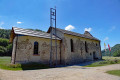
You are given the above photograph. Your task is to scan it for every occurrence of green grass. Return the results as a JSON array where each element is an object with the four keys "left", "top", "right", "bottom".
[
  {"left": 84, "top": 56, "right": 120, "bottom": 67},
  {"left": 106, "top": 70, "right": 120, "bottom": 77},
  {"left": 0, "top": 56, "right": 49, "bottom": 71},
  {"left": 0, "top": 57, "right": 11, "bottom": 64}
]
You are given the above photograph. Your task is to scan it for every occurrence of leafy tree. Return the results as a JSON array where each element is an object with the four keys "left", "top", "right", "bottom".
[
  {"left": 0, "top": 29, "right": 11, "bottom": 39},
  {"left": 6, "top": 44, "right": 13, "bottom": 56},
  {"left": 0, "top": 38, "right": 9, "bottom": 47},
  {"left": 0, "top": 38, "right": 12, "bottom": 56},
  {"left": 113, "top": 50, "right": 120, "bottom": 57},
  {"left": 0, "top": 46, "right": 7, "bottom": 56}
]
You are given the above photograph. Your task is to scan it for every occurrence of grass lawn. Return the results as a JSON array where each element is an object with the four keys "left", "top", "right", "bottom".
[
  {"left": 0, "top": 56, "right": 11, "bottom": 64},
  {"left": 106, "top": 70, "right": 120, "bottom": 77},
  {"left": 84, "top": 56, "right": 120, "bottom": 67},
  {"left": 0, "top": 56, "right": 49, "bottom": 71}
]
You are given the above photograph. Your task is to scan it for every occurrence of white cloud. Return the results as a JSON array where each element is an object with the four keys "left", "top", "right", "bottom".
[
  {"left": 104, "top": 37, "right": 109, "bottom": 41},
  {"left": 17, "top": 21, "right": 22, "bottom": 24},
  {"left": 0, "top": 22, "right": 4, "bottom": 29},
  {"left": 84, "top": 27, "right": 92, "bottom": 32},
  {"left": 65, "top": 25, "right": 75, "bottom": 31},
  {"left": 109, "top": 26, "right": 116, "bottom": 32}
]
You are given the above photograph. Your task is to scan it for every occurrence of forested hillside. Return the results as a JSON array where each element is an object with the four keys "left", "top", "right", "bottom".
[
  {"left": 0, "top": 29, "right": 11, "bottom": 39},
  {"left": 102, "top": 44, "right": 120, "bottom": 57}
]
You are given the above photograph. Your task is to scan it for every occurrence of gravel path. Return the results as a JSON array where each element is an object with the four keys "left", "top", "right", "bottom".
[{"left": 0, "top": 64, "right": 120, "bottom": 80}]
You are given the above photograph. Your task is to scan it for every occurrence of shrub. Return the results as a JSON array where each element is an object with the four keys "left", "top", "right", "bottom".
[
  {"left": 0, "top": 46, "right": 7, "bottom": 56},
  {"left": 109, "top": 61, "right": 116, "bottom": 64},
  {"left": 6, "top": 44, "right": 12, "bottom": 56},
  {"left": 98, "top": 61, "right": 108, "bottom": 64},
  {"left": 0, "top": 38, "right": 9, "bottom": 47}
]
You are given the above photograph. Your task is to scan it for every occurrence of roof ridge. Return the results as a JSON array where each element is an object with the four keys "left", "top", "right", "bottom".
[
  {"left": 52, "top": 27, "right": 83, "bottom": 35},
  {"left": 51, "top": 27, "right": 100, "bottom": 41}
]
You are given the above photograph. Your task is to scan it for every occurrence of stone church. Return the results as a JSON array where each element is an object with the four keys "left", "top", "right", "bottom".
[{"left": 10, "top": 27, "right": 102, "bottom": 65}]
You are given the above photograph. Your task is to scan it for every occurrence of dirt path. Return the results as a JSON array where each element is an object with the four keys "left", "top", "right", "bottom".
[{"left": 0, "top": 64, "right": 120, "bottom": 80}]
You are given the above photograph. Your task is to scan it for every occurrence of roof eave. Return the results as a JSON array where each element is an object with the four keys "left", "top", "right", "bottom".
[{"left": 14, "top": 33, "right": 61, "bottom": 40}]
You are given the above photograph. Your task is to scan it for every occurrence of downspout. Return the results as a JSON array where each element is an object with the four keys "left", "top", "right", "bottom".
[
  {"left": 10, "top": 43, "right": 13, "bottom": 63},
  {"left": 14, "top": 35, "right": 18, "bottom": 64},
  {"left": 99, "top": 41, "right": 102, "bottom": 60}
]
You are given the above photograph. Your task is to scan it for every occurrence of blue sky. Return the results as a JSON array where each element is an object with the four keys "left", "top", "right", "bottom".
[{"left": 0, "top": 0, "right": 120, "bottom": 50}]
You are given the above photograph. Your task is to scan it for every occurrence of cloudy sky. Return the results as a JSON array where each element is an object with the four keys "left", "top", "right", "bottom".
[{"left": 0, "top": 0, "right": 120, "bottom": 50}]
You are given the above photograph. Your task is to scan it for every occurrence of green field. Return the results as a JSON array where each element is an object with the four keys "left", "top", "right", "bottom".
[
  {"left": 106, "top": 70, "right": 120, "bottom": 77},
  {"left": 0, "top": 56, "right": 49, "bottom": 71},
  {"left": 102, "top": 56, "right": 120, "bottom": 60},
  {"left": 85, "top": 56, "right": 120, "bottom": 67}
]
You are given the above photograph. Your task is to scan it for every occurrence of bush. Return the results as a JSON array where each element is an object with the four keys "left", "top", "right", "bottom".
[
  {"left": 6, "top": 44, "right": 12, "bottom": 56},
  {"left": 98, "top": 61, "right": 108, "bottom": 64},
  {"left": 0, "top": 44, "right": 12, "bottom": 56},
  {"left": 0, "top": 38, "right": 9, "bottom": 47},
  {"left": 0, "top": 46, "right": 7, "bottom": 56},
  {"left": 0, "top": 38, "right": 12, "bottom": 56},
  {"left": 109, "top": 61, "right": 116, "bottom": 64}
]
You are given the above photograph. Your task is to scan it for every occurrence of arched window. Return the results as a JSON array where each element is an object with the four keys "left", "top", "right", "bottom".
[
  {"left": 34, "top": 41, "right": 38, "bottom": 55},
  {"left": 70, "top": 39, "right": 74, "bottom": 52},
  {"left": 85, "top": 41, "right": 88, "bottom": 53}
]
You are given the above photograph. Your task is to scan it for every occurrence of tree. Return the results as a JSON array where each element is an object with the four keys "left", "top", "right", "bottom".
[
  {"left": 0, "top": 38, "right": 9, "bottom": 47},
  {"left": 0, "top": 46, "right": 7, "bottom": 56},
  {"left": 113, "top": 50, "right": 120, "bottom": 57},
  {"left": 0, "top": 29, "right": 11, "bottom": 39},
  {"left": 0, "top": 38, "right": 12, "bottom": 56},
  {"left": 6, "top": 44, "right": 13, "bottom": 56}
]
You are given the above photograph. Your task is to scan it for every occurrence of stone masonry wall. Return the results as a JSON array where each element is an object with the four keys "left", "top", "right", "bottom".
[
  {"left": 13, "top": 35, "right": 61, "bottom": 65},
  {"left": 64, "top": 34, "right": 101, "bottom": 65},
  {"left": 51, "top": 28, "right": 101, "bottom": 65}
]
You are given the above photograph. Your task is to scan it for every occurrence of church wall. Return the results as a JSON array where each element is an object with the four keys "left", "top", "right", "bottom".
[
  {"left": 14, "top": 35, "right": 61, "bottom": 65},
  {"left": 52, "top": 29, "right": 66, "bottom": 64},
  {"left": 63, "top": 34, "right": 101, "bottom": 65}
]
